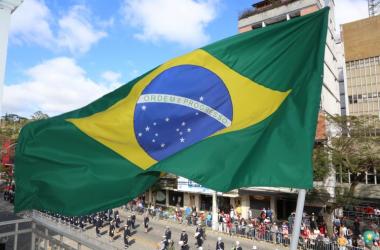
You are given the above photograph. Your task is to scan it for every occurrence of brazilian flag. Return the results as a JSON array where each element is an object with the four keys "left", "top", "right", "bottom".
[{"left": 15, "top": 8, "right": 329, "bottom": 215}]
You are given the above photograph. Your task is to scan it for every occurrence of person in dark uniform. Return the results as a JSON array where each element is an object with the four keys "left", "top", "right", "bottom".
[
  {"left": 131, "top": 212, "right": 136, "bottom": 229},
  {"left": 98, "top": 214, "right": 103, "bottom": 228},
  {"left": 115, "top": 214, "right": 121, "bottom": 231},
  {"left": 127, "top": 215, "right": 133, "bottom": 229},
  {"left": 95, "top": 216, "right": 101, "bottom": 237},
  {"left": 165, "top": 226, "right": 172, "bottom": 240},
  {"left": 109, "top": 220, "right": 115, "bottom": 242},
  {"left": 123, "top": 224, "right": 130, "bottom": 248},
  {"left": 160, "top": 235, "right": 169, "bottom": 250},
  {"left": 107, "top": 209, "right": 113, "bottom": 222},
  {"left": 310, "top": 213, "right": 317, "bottom": 231},
  {"left": 195, "top": 231, "right": 203, "bottom": 248},
  {"left": 195, "top": 224, "right": 204, "bottom": 240},
  {"left": 144, "top": 212, "right": 149, "bottom": 233},
  {"left": 232, "top": 241, "right": 242, "bottom": 250},
  {"left": 179, "top": 229, "right": 189, "bottom": 250},
  {"left": 216, "top": 237, "right": 224, "bottom": 250},
  {"left": 79, "top": 216, "right": 85, "bottom": 231}
]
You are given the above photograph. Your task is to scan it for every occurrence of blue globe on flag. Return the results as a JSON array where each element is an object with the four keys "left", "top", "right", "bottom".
[{"left": 134, "top": 65, "right": 233, "bottom": 161}]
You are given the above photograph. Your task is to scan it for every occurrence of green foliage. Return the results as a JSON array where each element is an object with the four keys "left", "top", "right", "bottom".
[
  {"left": 31, "top": 111, "right": 49, "bottom": 121},
  {"left": 328, "top": 115, "right": 380, "bottom": 178},
  {"left": 313, "top": 144, "right": 330, "bottom": 181},
  {"left": 1, "top": 111, "right": 49, "bottom": 140}
]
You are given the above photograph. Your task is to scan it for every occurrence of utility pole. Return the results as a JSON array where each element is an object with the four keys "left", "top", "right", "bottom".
[
  {"left": 0, "top": 0, "right": 23, "bottom": 115},
  {"left": 368, "top": 0, "right": 380, "bottom": 16}
]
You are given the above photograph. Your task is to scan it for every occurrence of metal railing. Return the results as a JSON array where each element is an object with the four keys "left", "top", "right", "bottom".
[{"left": 0, "top": 218, "right": 33, "bottom": 250}]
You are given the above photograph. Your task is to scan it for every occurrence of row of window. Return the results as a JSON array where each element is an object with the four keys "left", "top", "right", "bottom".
[
  {"left": 348, "top": 92, "right": 380, "bottom": 104},
  {"left": 346, "top": 56, "right": 380, "bottom": 70}
]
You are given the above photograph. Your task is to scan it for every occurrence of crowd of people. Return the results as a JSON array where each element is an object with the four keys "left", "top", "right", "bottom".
[
  {"left": 131, "top": 198, "right": 379, "bottom": 250},
  {"left": 13, "top": 196, "right": 380, "bottom": 249}
]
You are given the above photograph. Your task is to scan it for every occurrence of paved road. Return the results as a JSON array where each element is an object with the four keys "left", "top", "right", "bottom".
[
  {"left": 1, "top": 197, "right": 287, "bottom": 250},
  {"left": 75, "top": 209, "right": 287, "bottom": 250}
]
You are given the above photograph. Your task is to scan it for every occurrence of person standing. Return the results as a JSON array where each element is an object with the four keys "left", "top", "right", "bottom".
[
  {"left": 195, "top": 230, "right": 203, "bottom": 248},
  {"left": 79, "top": 216, "right": 85, "bottom": 231},
  {"left": 95, "top": 216, "right": 101, "bottom": 237},
  {"left": 123, "top": 224, "right": 130, "bottom": 249},
  {"left": 216, "top": 237, "right": 224, "bottom": 250},
  {"left": 165, "top": 226, "right": 172, "bottom": 240},
  {"left": 144, "top": 212, "right": 150, "bottom": 233},
  {"left": 196, "top": 224, "right": 204, "bottom": 240},
  {"left": 131, "top": 212, "right": 136, "bottom": 229},
  {"left": 310, "top": 213, "right": 317, "bottom": 231},
  {"left": 232, "top": 241, "right": 242, "bottom": 250},
  {"left": 109, "top": 220, "right": 115, "bottom": 242},
  {"left": 127, "top": 215, "right": 133, "bottom": 229},
  {"left": 337, "top": 234, "right": 348, "bottom": 250},
  {"left": 160, "top": 235, "right": 169, "bottom": 250},
  {"left": 115, "top": 214, "right": 121, "bottom": 232},
  {"left": 179, "top": 229, "right": 188, "bottom": 249}
]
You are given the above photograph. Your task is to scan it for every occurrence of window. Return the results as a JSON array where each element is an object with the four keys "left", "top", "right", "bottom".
[{"left": 348, "top": 95, "right": 353, "bottom": 104}]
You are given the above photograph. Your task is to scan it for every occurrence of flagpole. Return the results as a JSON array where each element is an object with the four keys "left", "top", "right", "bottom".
[{"left": 289, "top": 189, "right": 306, "bottom": 250}]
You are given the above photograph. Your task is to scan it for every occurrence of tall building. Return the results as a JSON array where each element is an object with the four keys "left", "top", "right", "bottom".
[
  {"left": 236, "top": 0, "right": 342, "bottom": 217},
  {"left": 341, "top": 15, "right": 380, "bottom": 121}
]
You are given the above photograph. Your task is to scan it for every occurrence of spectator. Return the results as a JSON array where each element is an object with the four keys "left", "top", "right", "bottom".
[{"left": 337, "top": 234, "right": 348, "bottom": 250}]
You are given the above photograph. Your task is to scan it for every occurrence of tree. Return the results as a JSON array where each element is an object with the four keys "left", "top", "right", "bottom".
[
  {"left": 31, "top": 111, "right": 49, "bottom": 120},
  {"left": 310, "top": 115, "right": 380, "bottom": 236}
]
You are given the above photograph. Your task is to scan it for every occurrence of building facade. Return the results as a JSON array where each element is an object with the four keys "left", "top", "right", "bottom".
[
  {"left": 237, "top": 0, "right": 342, "bottom": 218},
  {"left": 342, "top": 15, "right": 380, "bottom": 121}
]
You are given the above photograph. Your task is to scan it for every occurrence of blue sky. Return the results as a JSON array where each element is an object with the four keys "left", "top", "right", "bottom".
[{"left": 3, "top": 0, "right": 368, "bottom": 117}]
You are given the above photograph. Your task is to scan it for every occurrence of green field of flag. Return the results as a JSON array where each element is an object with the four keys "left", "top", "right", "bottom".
[{"left": 15, "top": 8, "right": 329, "bottom": 215}]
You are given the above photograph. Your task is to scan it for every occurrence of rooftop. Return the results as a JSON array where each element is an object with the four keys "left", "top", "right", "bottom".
[{"left": 239, "top": 0, "right": 299, "bottom": 20}]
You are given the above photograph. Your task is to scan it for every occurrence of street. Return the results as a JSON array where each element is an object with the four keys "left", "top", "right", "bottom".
[{"left": 71, "top": 208, "right": 287, "bottom": 250}]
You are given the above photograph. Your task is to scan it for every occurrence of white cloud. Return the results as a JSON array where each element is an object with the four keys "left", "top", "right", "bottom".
[
  {"left": 334, "top": 0, "right": 368, "bottom": 30},
  {"left": 101, "top": 70, "right": 122, "bottom": 83},
  {"left": 57, "top": 5, "right": 107, "bottom": 54},
  {"left": 3, "top": 57, "right": 117, "bottom": 117},
  {"left": 10, "top": 1, "right": 108, "bottom": 54},
  {"left": 10, "top": 0, "right": 55, "bottom": 47},
  {"left": 121, "top": 0, "right": 219, "bottom": 47}
]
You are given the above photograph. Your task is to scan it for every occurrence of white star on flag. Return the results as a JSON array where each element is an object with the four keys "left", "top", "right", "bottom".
[
  {"left": 145, "top": 126, "right": 150, "bottom": 131},
  {"left": 199, "top": 96, "right": 204, "bottom": 101},
  {"left": 142, "top": 105, "right": 147, "bottom": 111},
  {"left": 181, "top": 122, "right": 186, "bottom": 126},
  {"left": 165, "top": 117, "right": 170, "bottom": 122},
  {"left": 161, "top": 143, "right": 165, "bottom": 148},
  {"left": 138, "top": 132, "right": 142, "bottom": 137},
  {"left": 187, "top": 128, "right": 191, "bottom": 132},
  {"left": 180, "top": 137, "right": 185, "bottom": 143},
  {"left": 155, "top": 133, "right": 159, "bottom": 137},
  {"left": 152, "top": 139, "right": 156, "bottom": 143}
]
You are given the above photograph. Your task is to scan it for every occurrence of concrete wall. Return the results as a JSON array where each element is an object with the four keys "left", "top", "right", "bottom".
[{"left": 342, "top": 15, "right": 380, "bottom": 61}]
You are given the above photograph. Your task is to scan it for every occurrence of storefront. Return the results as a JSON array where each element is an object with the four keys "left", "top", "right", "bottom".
[{"left": 169, "top": 190, "right": 184, "bottom": 207}]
